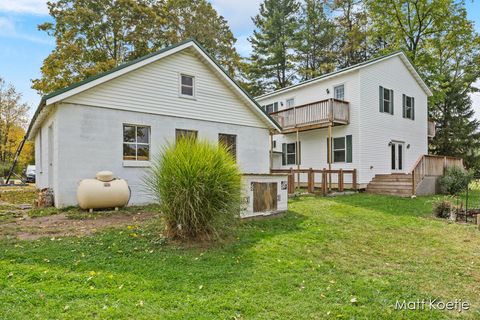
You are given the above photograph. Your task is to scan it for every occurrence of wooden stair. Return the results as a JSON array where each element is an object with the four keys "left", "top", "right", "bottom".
[{"left": 366, "top": 174, "right": 413, "bottom": 197}]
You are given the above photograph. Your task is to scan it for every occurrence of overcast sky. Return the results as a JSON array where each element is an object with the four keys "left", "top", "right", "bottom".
[{"left": 0, "top": 0, "right": 479, "bottom": 119}]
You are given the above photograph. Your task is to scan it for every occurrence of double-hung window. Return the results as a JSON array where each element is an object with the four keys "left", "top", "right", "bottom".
[
  {"left": 403, "top": 94, "right": 415, "bottom": 120},
  {"left": 123, "top": 124, "right": 150, "bottom": 161},
  {"left": 334, "top": 85, "right": 345, "bottom": 100},
  {"left": 219, "top": 133, "right": 237, "bottom": 160},
  {"left": 286, "top": 98, "right": 295, "bottom": 108},
  {"left": 327, "top": 135, "right": 353, "bottom": 163},
  {"left": 282, "top": 142, "right": 300, "bottom": 165},
  {"left": 180, "top": 74, "right": 194, "bottom": 97},
  {"left": 263, "top": 102, "right": 278, "bottom": 114},
  {"left": 379, "top": 86, "right": 394, "bottom": 114}
]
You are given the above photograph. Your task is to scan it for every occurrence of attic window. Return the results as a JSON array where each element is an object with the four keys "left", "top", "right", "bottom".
[{"left": 180, "top": 74, "right": 194, "bottom": 97}]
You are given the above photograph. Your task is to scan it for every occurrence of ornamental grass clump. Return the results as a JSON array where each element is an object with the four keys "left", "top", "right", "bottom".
[{"left": 145, "top": 138, "right": 242, "bottom": 240}]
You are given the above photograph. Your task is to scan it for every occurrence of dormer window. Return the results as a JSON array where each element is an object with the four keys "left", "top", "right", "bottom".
[{"left": 180, "top": 74, "right": 194, "bottom": 97}]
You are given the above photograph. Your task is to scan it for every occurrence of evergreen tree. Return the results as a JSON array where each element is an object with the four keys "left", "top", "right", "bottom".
[
  {"left": 248, "top": 0, "right": 300, "bottom": 91},
  {"left": 332, "top": 0, "right": 369, "bottom": 68},
  {"left": 296, "top": 0, "right": 337, "bottom": 80}
]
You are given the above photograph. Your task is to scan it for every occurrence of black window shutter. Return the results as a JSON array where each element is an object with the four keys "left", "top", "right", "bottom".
[
  {"left": 402, "top": 94, "right": 406, "bottom": 118},
  {"left": 282, "top": 143, "right": 286, "bottom": 166},
  {"left": 390, "top": 89, "right": 394, "bottom": 115},
  {"left": 296, "top": 141, "right": 301, "bottom": 165},
  {"left": 346, "top": 135, "right": 353, "bottom": 163},
  {"left": 379, "top": 86, "right": 384, "bottom": 112},
  {"left": 412, "top": 97, "right": 415, "bottom": 120}
]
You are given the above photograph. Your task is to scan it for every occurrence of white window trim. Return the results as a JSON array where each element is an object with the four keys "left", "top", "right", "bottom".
[
  {"left": 383, "top": 87, "right": 393, "bottom": 114},
  {"left": 123, "top": 124, "right": 151, "bottom": 163},
  {"left": 333, "top": 84, "right": 345, "bottom": 101},
  {"left": 333, "top": 136, "right": 346, "bottom": 163},
  {"left": 286, "top": 142, "right": 296, "bottom": 165},
  {"left": 404, "top": 95, "right": 414, "bottom": 120},
  {"left": 38, "top": 129, "right": 43, "bottom": 174},
  {"left": 179, "top": 73, "right": 196, "bottom": 99}
]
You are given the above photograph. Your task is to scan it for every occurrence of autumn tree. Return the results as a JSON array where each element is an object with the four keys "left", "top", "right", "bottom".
[
  {"left": 248, "top": 0, "right": 300, "bottom": 92},
  {"left": 33, "top": 0, "right": 241, "bottom": 95},
  {"left": 0, "top": 78, "right": 31, "bottom": 174}
]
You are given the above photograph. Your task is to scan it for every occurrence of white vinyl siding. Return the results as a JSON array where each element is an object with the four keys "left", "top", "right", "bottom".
[{"left": 64, "top": 50, "right": 266, "bottom": 129}]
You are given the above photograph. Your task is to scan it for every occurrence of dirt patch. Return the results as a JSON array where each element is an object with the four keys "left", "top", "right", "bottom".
[{"left": 0, "top": 211, "right": 157, "bottom": 240}]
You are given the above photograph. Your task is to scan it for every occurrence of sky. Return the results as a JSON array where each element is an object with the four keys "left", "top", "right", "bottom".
[{"left": 0, "top": 0, "right": 479, "bottom": 118}]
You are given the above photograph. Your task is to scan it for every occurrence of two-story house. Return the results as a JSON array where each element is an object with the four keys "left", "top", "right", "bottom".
[{"left": 256, "top": 51, "right": 439, "bottom": 196}]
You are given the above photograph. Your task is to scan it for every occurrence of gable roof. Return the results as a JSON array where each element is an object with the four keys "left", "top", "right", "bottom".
[
  {"left": 27, "top": 39, "right": 281, "bottom": 139},
  {"left": 256, "top": 51, "right": 433, "bottom": 100}
]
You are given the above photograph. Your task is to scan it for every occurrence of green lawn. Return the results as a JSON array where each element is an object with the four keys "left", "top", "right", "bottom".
[{"left": 1, "top": 194, "right": 480, "bottom": 319}]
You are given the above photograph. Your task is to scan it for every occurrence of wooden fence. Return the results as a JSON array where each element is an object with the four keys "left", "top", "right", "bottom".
[
  {"left": 271, "top": 168, "right": 357, "bottom": 195},
  {"left": 411, "top": 155, "right": 464, "bottom": 194}
]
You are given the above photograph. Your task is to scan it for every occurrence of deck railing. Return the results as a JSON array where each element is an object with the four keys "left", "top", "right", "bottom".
[
  {"left": 271, "top": 168, "right": 357, "bottom": 195},
  {"left": 410, "top": 155, "right": 464, "bottom": 194},
  {"left": 269, "top": 98, "right": 349, "bottom": 130},
  {"left": 428, "top": 120, "right": 436, "bottom": 138}
]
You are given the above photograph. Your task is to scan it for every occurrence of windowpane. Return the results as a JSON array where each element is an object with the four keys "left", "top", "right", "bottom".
[
  {"left": 181, "top": 86, "right": 193, "bottom": 96},
  {"left": 334, "top": 150, "right": 345, "bottom": 162},
  {"left": 137, "top": 126, "right": 149, "bottom": 143},
  {"left": 123, "top": 125, "right": 135, "bottom": 142},
  {"left": 383, "top": 88, "right": 390, "bottom": 100},
  {"left": 137, "top": 145, "right": 150, "bottom": 161},
  {"left": 383, "top": 100, "right": 390, "bottom": 113},
  {"left": 333, "top": 137, "right": 345, "bottom": 150},
  {"left": 181, "top": 75, "right": 193, "bottom": 86},
  {"left": 123, "top": 124, "right": 150, "bottom": 161},
  {"left": 123, "top": 144, "right": 136, "bottom": 160},
  {"left": 176, "top": 129, "right": 198, "bottom": 142},
  {"left": 286, "top": 98, "right": 295, "bottom": 107},
  {"left": 219, "top": 134, "right": 237, "bottom": 160},
  {"left": 287, "top": 154, "right": 296, "bottom": 165},
  {"left": 334, "top": 85, "right": 345, "bottom": 100},
  {"left": 286, "top": 143, "right": 296, "bottom": 153}
]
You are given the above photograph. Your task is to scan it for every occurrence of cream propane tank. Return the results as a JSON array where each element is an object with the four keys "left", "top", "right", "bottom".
[{"left": 77, "top": 171, "right": 130, "bottom": 210}]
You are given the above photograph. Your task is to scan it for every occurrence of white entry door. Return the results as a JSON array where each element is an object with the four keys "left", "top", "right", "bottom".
[{"left": 390, "top": 141, "right": 404, "bottom": 172}]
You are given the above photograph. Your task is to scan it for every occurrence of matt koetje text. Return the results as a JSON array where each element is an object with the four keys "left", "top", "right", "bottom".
[{"left": 395, "top": 299, "right": 469, "bottom": 312}]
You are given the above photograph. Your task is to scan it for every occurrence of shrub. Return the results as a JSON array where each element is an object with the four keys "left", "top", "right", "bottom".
[
  {"left": 431, "top": 196, "right": 455, "bottom": 219},
  {"left": 145, "top": 138, "right": 242, "bottom": 240},
  {"left": 439, "top": 166, "right": 472, "bottom": 195}
]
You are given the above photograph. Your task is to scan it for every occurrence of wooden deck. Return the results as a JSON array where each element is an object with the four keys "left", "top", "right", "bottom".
[{"left": 269, "top": 98, "right": 349, "bottom": 134}]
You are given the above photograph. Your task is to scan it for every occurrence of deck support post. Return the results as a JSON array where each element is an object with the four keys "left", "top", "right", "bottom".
[
  {"left": 328, "top": 123, "right": 332, "bottom": 192},
  {"left": 296, "top": 129, "right": 300, "bottom": 191},
  {"left": 269, "top": 131, "right": 273, "bottom": 172}
]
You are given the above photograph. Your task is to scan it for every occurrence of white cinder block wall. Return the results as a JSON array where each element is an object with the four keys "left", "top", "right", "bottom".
[{"left": 52, "top": 104, "right": 270, "bottom": 207}]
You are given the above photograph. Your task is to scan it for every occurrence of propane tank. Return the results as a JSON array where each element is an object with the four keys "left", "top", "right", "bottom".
[{"left": 77, "top": 171, "right": 130, "bottom": 210}]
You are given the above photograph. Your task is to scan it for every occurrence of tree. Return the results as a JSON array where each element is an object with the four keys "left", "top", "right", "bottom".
[
  {"left": 33, "top": 0, "right": 241, "bottom": 95},
  {"left": 296, "top": 0, "right": 337, "bottom": 80},
  {"left": 0, "top": 78, "right": 30, "bottom": 169},
  {"left": 368, "top": 0, "right": 480, "bottom": 171},
  {"left": 332, "top": 0, "right": 369, "bottom": 68},
  {"left": 248, "top": 0, "right": 300, "bottom": 91}
]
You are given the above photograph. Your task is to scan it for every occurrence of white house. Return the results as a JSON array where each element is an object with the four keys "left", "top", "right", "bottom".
[
  {"left": 26, "top": 39, "right": 288, "bottom": 214},
  {"left": 256, "top": 51, "right": 437, "bottom": 195}
]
